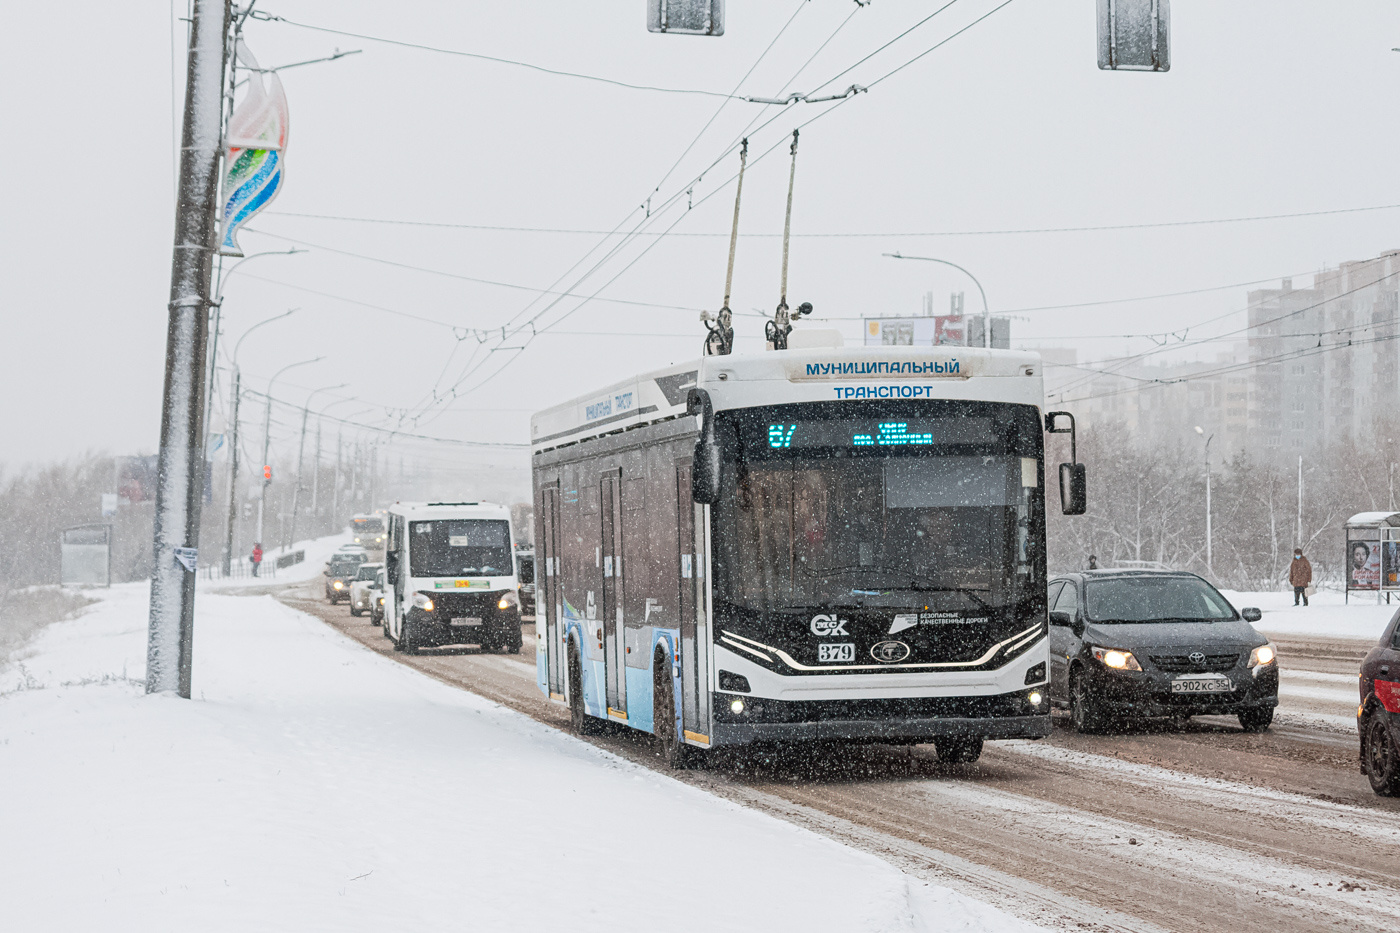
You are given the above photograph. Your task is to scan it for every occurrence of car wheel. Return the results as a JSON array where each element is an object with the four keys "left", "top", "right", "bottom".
[
  {"left": 350, "top": 604, "right": 362, "bottom": 617},
  {"left": 1365, "top": 715, "right": 1400, "bottom": 796},
  {"left": 1238, "top": 707, "right": 1274, "bottom": 733},
  {"left": 568, "top": 639, "right": 603, "bottom": 736},
  {"left": 1070, "top": 669, "right": 1108, "bottom": 734},
  {"left": 935, "top": 736, "right": 984, "bottom": 764},
  {"left": 652, "top": 648, "right": 689, "bottom": 769}
]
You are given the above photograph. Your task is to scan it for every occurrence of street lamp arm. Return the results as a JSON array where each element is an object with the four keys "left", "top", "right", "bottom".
[
  {"left": 214, "top": 248, "right": 305, "bottom": 303},
  {"left": 232, "top": 308, "right": 298, "bottom": 369},
  {"left": 882, "top": 252, "right": 989, "bottom": 316}
]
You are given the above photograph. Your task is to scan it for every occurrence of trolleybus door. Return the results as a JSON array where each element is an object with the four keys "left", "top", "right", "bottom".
[
  {"left": 540, "top": 486, "right": 565, "bottom": 697},
  {"left": 600, "top": 472, "right": 625, "bottom": 714},
  {"left": 676, "top": 461, "right": 710, "bottom": 739}
]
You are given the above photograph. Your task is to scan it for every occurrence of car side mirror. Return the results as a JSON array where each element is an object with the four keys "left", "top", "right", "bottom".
[
  {"left": 1049, "top": 610, "right": 1073, "bottom": 627},
  {"left": 688, "top": 388, "right": 720, "bottom": 505},
  {"left": 1241, "top": 607, "right": 1262, "bottom": 623}
]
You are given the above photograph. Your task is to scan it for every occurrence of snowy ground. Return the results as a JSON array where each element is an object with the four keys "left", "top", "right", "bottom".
[
  {"left": 0, "top": 585, "right": 1039, "bottom": 933},
  {"left": 1221, "top": 588, "right": 1395, "bottom": 642}
]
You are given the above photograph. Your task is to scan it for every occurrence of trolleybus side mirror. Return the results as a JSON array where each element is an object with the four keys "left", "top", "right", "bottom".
[
  {"left": 1045, "top": 411, "right": 1088, "bottom": 516},
  {"left": 1059, "top": 463, "right": 1087, "bottom": 516},
  {"left": 687, "top": 388, "right": 721, "bottom": 505}
]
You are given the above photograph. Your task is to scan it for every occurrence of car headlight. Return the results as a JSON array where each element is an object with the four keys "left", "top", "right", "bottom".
[
  {"left": 412, "top": 592, "right": 434, "bottom": 612},
  {"left": 1092, "top": 646, "right": 1142, "bottom": 671},
  {"left": 333, "top": 581, "right": 343, "bottom": 590},
  {"left": 1249, "top": 643, "right": 1276, "bottom": 668},
  {"left": 377, "top": 596, "right": 384, "bottom": 606}
]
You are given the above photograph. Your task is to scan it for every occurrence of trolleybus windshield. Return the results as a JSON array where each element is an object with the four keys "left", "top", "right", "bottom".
[
  {"left": 409, "top": 520, "right": 513, "bottom": 577},
  {"left": 713, "top": 401, "right": 1043, "bottom": 613}
]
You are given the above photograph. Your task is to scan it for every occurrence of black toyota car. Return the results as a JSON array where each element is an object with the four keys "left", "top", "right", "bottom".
[{"left": 1046, "top": 570, "right": 1278, "bottom": 733}]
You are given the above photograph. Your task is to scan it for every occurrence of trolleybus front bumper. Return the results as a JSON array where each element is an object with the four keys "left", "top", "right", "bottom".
[{"left": 709, "top": 690, "right": 1050, "bottom": 746}]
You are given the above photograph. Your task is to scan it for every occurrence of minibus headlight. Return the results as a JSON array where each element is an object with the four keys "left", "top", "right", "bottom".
[
  {"left": 498, "top": 592, "right": 518, "bottom": 611},
  {"left": 412, "top": 592, "right": 434, "bottom": 612}
]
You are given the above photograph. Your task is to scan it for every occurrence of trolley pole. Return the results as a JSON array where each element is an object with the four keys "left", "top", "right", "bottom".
[{"left": 146, "top": 0, "right": 232, "bottom": 697}]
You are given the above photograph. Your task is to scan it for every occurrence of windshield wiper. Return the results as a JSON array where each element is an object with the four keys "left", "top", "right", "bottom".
[{"left": 882, "top": 583, "right": 995, "bottom": 613}]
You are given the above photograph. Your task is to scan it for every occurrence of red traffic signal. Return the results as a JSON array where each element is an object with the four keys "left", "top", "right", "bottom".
[{"left": 262, "top": 465, "right": 272, "bottom": 481}]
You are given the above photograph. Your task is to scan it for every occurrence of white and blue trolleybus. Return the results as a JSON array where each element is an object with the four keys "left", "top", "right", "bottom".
[{"left": 530, "top": 343, "right": 1085, "bottom": 766}]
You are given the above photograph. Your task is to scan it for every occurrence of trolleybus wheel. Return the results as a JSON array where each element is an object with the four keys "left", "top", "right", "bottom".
[
  {"left": 652, "top": 648, "right": 688, "bottom": 769},
  {"left": 568, "top": 639, "right": 603, "bottom": 736},
  {"left": 1070, "top": 669, "right": 1108, "bottom": 734}
]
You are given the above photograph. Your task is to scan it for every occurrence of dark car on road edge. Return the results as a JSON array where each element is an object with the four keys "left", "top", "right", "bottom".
[
  {"left": 1047, "top": 570, "right": 1278, "bottom": 733},
  {"left": 1359, "top": 608, "right": 1400, "bottom": 795}
]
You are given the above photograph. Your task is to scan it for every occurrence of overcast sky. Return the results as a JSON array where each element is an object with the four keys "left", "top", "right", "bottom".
[{"left": 4, "top": 1, "right": 1400, "bottom": 473}]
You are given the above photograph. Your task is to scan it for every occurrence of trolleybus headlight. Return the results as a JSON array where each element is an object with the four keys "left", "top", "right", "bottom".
[
  {"left": 412, "top": 592, "right": 434, "bottom": 612},
  {"left": 730, "top": 698, "right": 746, "bottom": 715},
  {"left": 1248, "top": 643, "right": 1276, "bottom": 668},
  {"left": 1091, "top": 646, "right": 1142, "bottom": 671}
]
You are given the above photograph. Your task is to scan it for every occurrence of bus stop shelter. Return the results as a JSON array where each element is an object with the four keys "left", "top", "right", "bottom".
[
  {"left": 60, "top": 523, "right": 112, "bottom": 587},
  {"left": 1344, "top": 511, "right": 1400, "bottom": 603}
]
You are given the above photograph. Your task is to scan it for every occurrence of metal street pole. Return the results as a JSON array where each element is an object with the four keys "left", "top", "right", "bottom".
[
  {"left": 203, "top": 249, "right": 303, "bottom": 457},
  {"left": 221, "top": 368, "right": 241, "bottom": 575},
  {"left": 255, "top": 357, "right": 323, "bottom": 548},
  {"left": 332, "top": 428, "right": 343, "bottom": 528},
  {"left": 1194, "top": 426, "right": 1213, "bottom": 576},
  {"left": 286, "top": 384, "right": 346, "bottom": 550},
  {"left": 310, "top": 420, "right": 321, "bottom": 532},
  {"left": 146, "top": 0, "right": 231, "bottom": 698},
  {"left": 883, "top": 253, "right": 991, "bottom": 347},
  {"left": 220, "top": 308, "right": 297, "bottom": 574}
]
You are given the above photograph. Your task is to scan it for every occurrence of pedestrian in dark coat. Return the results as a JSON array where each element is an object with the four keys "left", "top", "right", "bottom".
[{"left": 1289, "top": 548, "right": 1312, "bottom": 606}]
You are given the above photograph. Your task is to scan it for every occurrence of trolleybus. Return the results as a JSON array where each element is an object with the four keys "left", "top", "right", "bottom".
[{"left": 530, "top": 343, "right": 1085, "bottom": 766}]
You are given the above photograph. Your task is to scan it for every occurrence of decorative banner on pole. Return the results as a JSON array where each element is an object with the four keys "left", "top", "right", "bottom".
[{"left": 219, "top": 41, "right": 289, "bottom": 257}]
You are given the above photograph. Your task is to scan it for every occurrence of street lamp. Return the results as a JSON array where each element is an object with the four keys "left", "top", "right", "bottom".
[
  {"left": 311, "top": 396, "right": 360, "bottom": 531},
  {"left": 221, "top": 308, "right": 299, "bottom": 575},
  {"left": 1194, "top": 426, "right": 1213, "bottom": 576},
  {"left": 256, "top": 357, "right": 325, "bottom": 548},
  {"left": 883, "top": 253, "right": 991, "bottom": 348},
  {"left": 204, "top": 249, "right": 304, "bottom": 454},
  {"left": 286, "top": 384, "right": 348, "bottom": 551}
]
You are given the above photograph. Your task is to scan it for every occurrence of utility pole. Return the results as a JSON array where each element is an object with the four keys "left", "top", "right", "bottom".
[
  {"left": 1297, "top": 455, "right": 1304, "bottom": 547},
  {"left": 310, "top": 419, "right": 321, "bottom": 532},
  {"left": 287, "top": 404, "right": 310, "bottom": 551},
  {"left": 332, "top": 429, "right": 343, "bottom": 528},
  {"left": 221, "top": 368, "right": 241, "bottom": 575},
  {"left": 146, "top": 0, "right": 231, "bottom": 698},
  {"left": 257, "top": 390, "right": 273, "bottom": 547}
]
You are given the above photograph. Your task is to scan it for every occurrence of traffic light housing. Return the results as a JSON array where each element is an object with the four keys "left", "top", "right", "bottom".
[{"left": 263, "top": 465, "right": 272, "bottom": 482}]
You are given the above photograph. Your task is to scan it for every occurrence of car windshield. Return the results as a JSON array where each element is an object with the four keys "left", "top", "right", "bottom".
[
  {"left": 409, "top": 519, "right": 513, "bottom": 577},
  {"left": 328, "top": 559, "right": 361, "bottom": 576},
  {"left": 712, "top": 401, "right": 1044, "bottom": 612},
  {"left": 1083, "top": 576, "right": 1237, "bottom": 623},
  {"left": 355, "top": 565, "right": 380, "bottom": 581}
]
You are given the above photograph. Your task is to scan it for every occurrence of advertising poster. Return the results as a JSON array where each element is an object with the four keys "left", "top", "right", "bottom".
[
  {"left": 1348, "top": 538, "right": 1381, "bottom": 590},
  {"left": 1385, "top": 540, "right": 1400, "bottom": 589}
]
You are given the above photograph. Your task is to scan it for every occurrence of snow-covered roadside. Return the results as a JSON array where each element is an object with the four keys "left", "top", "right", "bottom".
[
  {"left": 0, "top": 586, "right": 1040, "bottom": 933},
  {"left": 201, "top": 532, "right": 352, "bottom": 591},
  {"left": 1220, "top": 589, "right": 1394, "bottom": 642}
]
